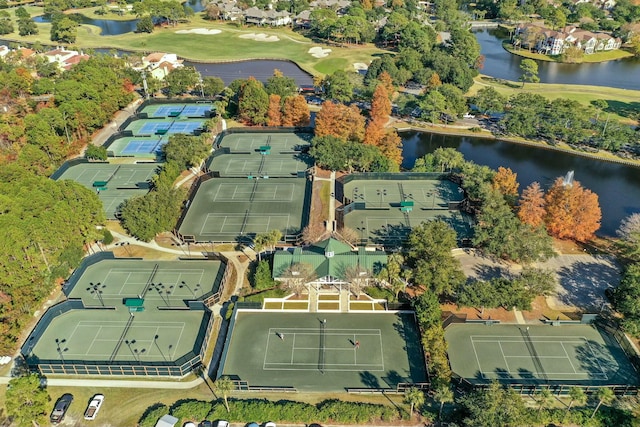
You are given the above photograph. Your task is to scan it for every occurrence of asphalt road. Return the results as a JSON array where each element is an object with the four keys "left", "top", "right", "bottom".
[{"left": 454, "top": 249, "right": 620, "bottom": 311}]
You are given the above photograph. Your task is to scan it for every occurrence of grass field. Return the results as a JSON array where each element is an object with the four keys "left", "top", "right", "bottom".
[
  {"left": 469, "top": 75, "right": 640, "bottom": 124},
  {"left": 503, "top": 42, "right": 634, "bottom": 63},
  {"left": 8, "top": 10, "right": 383, "bottom": 76}
]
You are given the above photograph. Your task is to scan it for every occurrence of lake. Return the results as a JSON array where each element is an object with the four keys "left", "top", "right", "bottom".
[
  {"left": 401, "top": 130, "right": 640, "bottom": 236},
  {"left": 475, "top": 28, "right": 640, "bottom": 91}
]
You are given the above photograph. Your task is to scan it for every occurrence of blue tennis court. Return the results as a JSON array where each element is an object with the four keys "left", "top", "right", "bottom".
[
  {"left": 153, "top": 106, "right": 183, "bottom": 118},
  {"left": 169, "top": 122, "right": 202, "bottom": 134},
  {"left": 139, "top": 121, "right": 172, "bottom": 135},
  {"left": 121, "top": 139, "right": 163, "bottom": 155},
  {"left": 182, "top": 105, "right": 212, "bottom": 117}
]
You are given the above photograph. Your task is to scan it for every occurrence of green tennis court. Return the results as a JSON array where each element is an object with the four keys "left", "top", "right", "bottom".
[
  {"left": 178, "top": 178, "right": 309, "bottom": 242},
  {"left": 65, "top": 258, "right": 225, "bottom": 306},
  {"left": 220, "top": 311, "right": 427, "bottom": 392},
  {"left": 207, "top": 153, "right": 312, "bottom": 177},
  {"left": 445, "top": 324, "right": 640, "bottom": 387},
  {"left": 219, "top": 132, "right": 312, "bottom": 153},
  {"left": 26, "top": 306, "right": 208, "bottom": 364},
  {"left": 341, "top": 178, "right": 471, "bottom": 245},
  {"left": 54, "top": 163, "right": 159, "bottom": 218}
]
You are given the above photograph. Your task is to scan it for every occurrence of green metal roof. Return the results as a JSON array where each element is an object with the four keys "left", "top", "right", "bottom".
[{"left": 272, "top": 238, "right": 388, "bottom": 280}]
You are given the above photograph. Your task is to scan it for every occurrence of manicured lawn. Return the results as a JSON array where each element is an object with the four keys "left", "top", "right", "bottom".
[
  {"left": 469, "top": 75, "right": 640, "bottom": 124},
  {"left": 7, "top": 9, "right": 383, "bottom": 76},
  {"left": 503, "top": 41, "right": 633, "bottom": 63}
]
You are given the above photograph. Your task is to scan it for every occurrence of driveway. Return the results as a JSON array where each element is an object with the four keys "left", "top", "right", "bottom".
[{"left": 454, "top": 250, "right": 621, "bottom": 311}]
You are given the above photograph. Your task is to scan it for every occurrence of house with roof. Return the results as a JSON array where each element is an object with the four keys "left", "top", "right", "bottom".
[
  {"left": 515, "top": 23, "right": 621, "bottom": 55},
  {"left": 272, "top": 238, "right": 387, "bottom": 292},
  {"left": 244, "top": 7, "right": 291, "bottom": 26},
  {"left": 137, "top": 52, "right": 184, "bottom": 80},
  {"left": 43, "top": 47, "right": 90, "bottom": 71}
]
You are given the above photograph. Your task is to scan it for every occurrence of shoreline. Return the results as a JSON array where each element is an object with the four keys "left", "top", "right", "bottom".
[
  {"left": 501, "top": 39, "right": 634, "bottom": 64},
  {"left": 393, "top": 122, "right": 640, "bottom": 169}
]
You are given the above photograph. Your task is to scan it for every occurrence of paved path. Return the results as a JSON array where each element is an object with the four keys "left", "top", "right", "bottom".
[
  {"left": 91, "top": 97, "right": 143, "bottom": 147},
  {"left": 453, "top": 249, "right": 620, "bottom": 312}
]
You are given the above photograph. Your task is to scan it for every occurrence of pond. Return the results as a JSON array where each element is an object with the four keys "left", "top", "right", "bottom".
[
  {"left": 401, "top": 130, "right": 640, "bottom": 236},
  {"left": 184, "top": 59, "right": 314, "bottom": 86},
  {"left": 33, "top": 14, "right": 139, "bottom": 35},
  {"left": 475, "top": 28, "right": 640, "bottom": 91}
]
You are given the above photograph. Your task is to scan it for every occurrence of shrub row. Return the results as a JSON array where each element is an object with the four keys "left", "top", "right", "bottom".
[{"left": 140, "top": 398, "right": 408, "bottom": 426}]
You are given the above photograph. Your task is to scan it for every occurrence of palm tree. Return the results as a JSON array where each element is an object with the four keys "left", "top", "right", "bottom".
[
  {"left": 432, "top": 385, "right": 454, "bottom": 420},
  {"left": 567, "top": 387, "right": 586, "bottom": 411},
  {"left": 591, "top": 387, "right": 615, "bottom": 418},
  {"left": 535, "top": 388, "right": 554, "bottom": 413},
  {"left": 213, "top": 377, "right": 234, "bottom": 413},
  {"left": 404, "top": 387, "right": 425, "bottom": 416}
]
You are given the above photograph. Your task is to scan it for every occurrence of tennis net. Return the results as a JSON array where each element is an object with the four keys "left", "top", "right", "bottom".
[
  {"left": 522, "top": 328, "right": 548, "bottom": 381},
  {"left": 319, "top": 320, "right": 326, "bottom": 373}
]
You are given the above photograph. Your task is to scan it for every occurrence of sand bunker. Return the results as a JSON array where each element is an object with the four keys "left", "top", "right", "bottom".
[
  {"left": 239, "top": 33, "right": 280, "bottom": 42},
  {"left": 353, "top": 62, "right": 368, "bottom": 71},
  {"left": 308, "top": 46, "right": 331, "bottom": 58},
  {"left": 175, "top": 28, "right": 222, "bottom": 35}
]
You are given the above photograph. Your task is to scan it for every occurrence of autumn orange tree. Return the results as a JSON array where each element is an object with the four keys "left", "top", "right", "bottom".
[
  {"left": 377, "top": 71, "right": 394, "bottom": 98},
  {"left": 518, "top": 182, "right": 546, "bottom": 227},
  {"left": 267, "top": 94, "right": 282, "bottom": 126},
  {"left": 282, "top": 95, "right": 310, "bottom": 127},
  {"left": 492, "top": 166, "right": 519, "bottom": 205},
  {"left": 369, "top": 84, "right": 391, "bottom": 123},
  {"left": 378, "top": 130, "right": 403, "bottom": 170},
  {"left": 315, "top": 101, "right": 365, "bottom": 142},
  {"left": 544, "top": 177, "right": 601, "bottom": 242}
]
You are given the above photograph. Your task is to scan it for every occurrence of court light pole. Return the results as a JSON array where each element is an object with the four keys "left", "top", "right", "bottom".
[
  {"left": 86, "top": 282, "right": 106, "bottom": 307},
  {"left": 153, "top": 335, "right": 167, "bottom": 362},
  {"left": 376, "top": 189, "right": 387, "bottom": 208},
  {"left": 55, "top": 338, "right": 68, "bottom": 363}
]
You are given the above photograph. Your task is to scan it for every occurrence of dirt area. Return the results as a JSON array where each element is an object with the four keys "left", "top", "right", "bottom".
[{"left": 310, "top": 179, "right": 328, "bottom": 226}]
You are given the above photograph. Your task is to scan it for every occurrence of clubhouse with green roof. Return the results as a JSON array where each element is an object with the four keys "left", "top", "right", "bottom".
[{"left": 271, "top": 238, "right": 389, "bottom": 311}]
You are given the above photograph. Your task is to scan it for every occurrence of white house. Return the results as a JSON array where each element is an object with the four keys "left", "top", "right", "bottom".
[
  {"left": 137, "top": 52, "right": 184, "bottom": 80},
  {"left": 43, "top": 47, "right": 90, "bottom": 71}
]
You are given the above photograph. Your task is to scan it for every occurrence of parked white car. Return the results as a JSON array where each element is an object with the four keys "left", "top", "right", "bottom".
[
  {"left": 84, "top": 394, "right": 104, "bottom": 420},
  {"left": 463, "top": 113, "right": 476, "bottom": 119}
]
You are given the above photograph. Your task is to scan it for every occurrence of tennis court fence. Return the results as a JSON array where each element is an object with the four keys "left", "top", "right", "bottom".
[
  {"left": 212, "top": 126, "right": 313, "bottom": 150},
  {"left": 597, "top": 319, "right": 640, "bottom": 374},
  {"left": 335, "top": 172, "right": 451, "bottom": 205}
]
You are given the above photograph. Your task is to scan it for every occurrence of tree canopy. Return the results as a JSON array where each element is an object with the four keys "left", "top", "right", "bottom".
[{"left": 5, "top": 374, "right": 50, "bottom": 427}]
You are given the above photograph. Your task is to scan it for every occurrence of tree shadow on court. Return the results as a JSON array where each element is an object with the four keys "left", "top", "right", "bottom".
[
  {"left": 360, "top": 371, "right": 380, "bottom": 389},
  {"left": 370, "top": 224, "right": 410, "bottom": 247},
  {"left": 516, "top": 368, "right": 535, "bottom": 381},
  {"left": 574, "top": 339, "right": 618, "bottom": 381},
  {"left": 392, "top": 316, "right": 428, "bottom": 383},
  {"left": 555, "top": 260, "right": 620, "bottom": 309}
]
